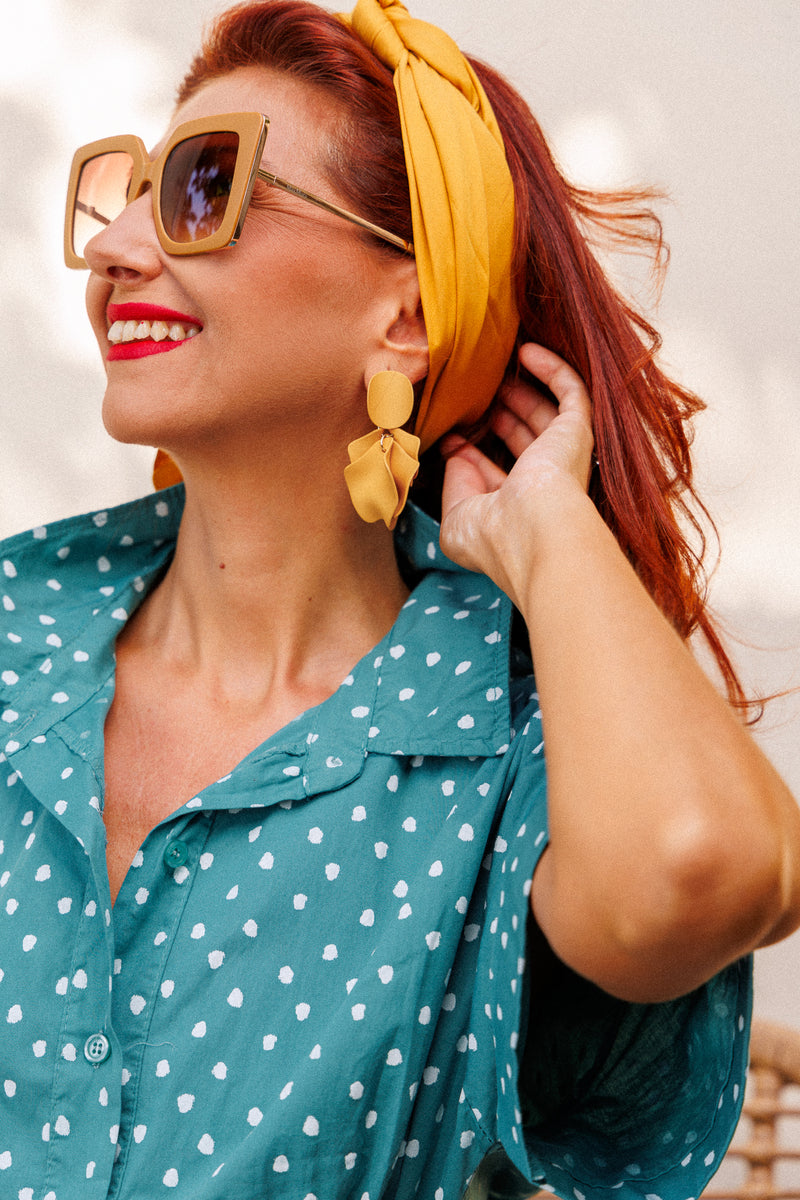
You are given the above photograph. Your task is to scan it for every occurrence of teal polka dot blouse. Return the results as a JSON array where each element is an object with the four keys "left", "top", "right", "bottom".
[{"left": 0, "top": 488, "right": 750, "bottom": 1199}]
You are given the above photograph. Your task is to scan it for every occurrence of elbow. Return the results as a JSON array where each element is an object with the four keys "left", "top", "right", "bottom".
[
  {"left": 657, "top": 785, "right": 800, "bottom": 948},
  {"left": 605, "top": 806, "right": 798, "bottom": 1001},
  {"left": 535, "top": 773, "right": 800, "bottom": 1005}
]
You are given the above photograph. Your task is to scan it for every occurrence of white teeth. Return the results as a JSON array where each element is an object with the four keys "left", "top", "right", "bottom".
[{"left": 107, "top": 319, "right": 200, "bottom": 344}]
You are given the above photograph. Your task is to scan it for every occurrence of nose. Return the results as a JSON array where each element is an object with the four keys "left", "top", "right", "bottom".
[{"left": 82, "top": 185, "right": 163, "bottom": 285}]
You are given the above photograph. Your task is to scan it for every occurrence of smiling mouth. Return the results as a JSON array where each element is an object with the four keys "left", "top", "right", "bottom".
[
  {"left": 107, "top": 318, "right": 201, "bottom": 345},
  {"left": 105, "top": 319, "right": 201, "bottom": 360},
  {"left": 104, "top": 302, "right": 203, "bottom": 357}
]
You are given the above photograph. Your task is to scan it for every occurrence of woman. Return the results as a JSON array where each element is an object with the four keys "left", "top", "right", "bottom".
[{"left": 1, "top": 1, "right": 798, "bottom": 1197}]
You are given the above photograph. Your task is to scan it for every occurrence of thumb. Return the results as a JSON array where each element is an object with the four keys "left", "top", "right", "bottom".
[
  {"left": 440, "top": 442, "right": 507, "bottom": 518},
  {"left": 439, "top": 450, "right": 507, "bottom": 576}
]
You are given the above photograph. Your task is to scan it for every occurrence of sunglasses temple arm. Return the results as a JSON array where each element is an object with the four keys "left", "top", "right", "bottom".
[
  {"left": 75, "top": 199, "right": 112, "bottom": 227},
  {"left": 257, "top": 169, "right": 413, "bottom": 255}
]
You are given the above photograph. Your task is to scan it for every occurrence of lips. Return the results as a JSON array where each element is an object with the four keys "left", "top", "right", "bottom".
[
  {"left": 105, "top": 303, "right": 203, "bottom": 361},
  {"left": 107, "top": 303, "right": 202, "bottom": 326}
]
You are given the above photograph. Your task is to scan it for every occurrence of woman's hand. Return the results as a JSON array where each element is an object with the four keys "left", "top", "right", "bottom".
[{"left": 439, "top": 343, "right": 595, "bottom": 610}]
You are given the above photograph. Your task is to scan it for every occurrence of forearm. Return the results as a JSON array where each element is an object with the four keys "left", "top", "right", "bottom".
[{"left": 508, "top": 482, "right": 800, "bottom": 1000}]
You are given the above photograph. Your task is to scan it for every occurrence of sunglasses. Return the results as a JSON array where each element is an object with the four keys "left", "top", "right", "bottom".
[{"left": 64, "top": 110, "right": 414, "bottom": 268}]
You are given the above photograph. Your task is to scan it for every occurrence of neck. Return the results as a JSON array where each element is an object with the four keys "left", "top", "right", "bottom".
[{"left": 122, "top": 445, "right": 408, "bottom": 706}]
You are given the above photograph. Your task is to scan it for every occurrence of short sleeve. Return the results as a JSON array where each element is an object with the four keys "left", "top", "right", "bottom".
[
  {"left": 463, "top": 670, "right": 752, "bottom": 1200},
  {"left": 520, "top": 944, "right": 751, "bottom": 1200}
]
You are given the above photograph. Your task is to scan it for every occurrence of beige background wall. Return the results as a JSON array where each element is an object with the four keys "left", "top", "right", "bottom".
[{"left": 1, "top": 1, "right": 798, "bottom": 1021}]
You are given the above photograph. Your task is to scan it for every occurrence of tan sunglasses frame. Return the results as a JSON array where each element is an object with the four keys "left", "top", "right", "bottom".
[{"left": 64, "top": 110, "right": 413, "bottom": 268}]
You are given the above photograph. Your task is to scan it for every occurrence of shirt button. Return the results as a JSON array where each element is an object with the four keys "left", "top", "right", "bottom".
[
  {"left": 84, "top": 1033, "right": 111, "bottom": 1064},
  {"left": 163, "top": 839, "right": 189, "bottom": 870}
]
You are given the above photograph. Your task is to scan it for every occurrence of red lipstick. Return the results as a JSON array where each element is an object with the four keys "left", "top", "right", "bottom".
[
  {"left": 106, "top": 302, "right": 202, "bottom": 361},
  {"left": 108, "top": 339, "right": 195, "bottom": 361},
  {"left": 107, "top": 302, "right": 202, "bottom": 326}
]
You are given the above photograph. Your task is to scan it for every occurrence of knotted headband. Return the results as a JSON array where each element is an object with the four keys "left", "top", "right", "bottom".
[{"left": 340, "top": 0, "right": 519, "bottom": 524}]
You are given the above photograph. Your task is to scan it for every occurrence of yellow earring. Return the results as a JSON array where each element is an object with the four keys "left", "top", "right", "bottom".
[
  {"left": 153, "top": 449, "right": 183, "bottom": 490},
  {"left": 344, "top": 370, "right": 421, "bottom": 529}
]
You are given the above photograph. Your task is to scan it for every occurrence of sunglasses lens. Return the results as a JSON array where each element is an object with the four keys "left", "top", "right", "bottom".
[
  {"left": 161, "top": 132, "right": 240, "bottom": 245},
  {"left": 72, "top": 151, "right": 133, "bottom": 258}
]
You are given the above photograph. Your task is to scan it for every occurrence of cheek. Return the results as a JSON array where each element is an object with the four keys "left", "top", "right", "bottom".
[
  {"left": 231, "top": 215, "right": 376, "bottom": 326},
  {"left": 212, "top": 260, "right": 368, "bottom": 370},
  {"left": 85, "top": 277, "right": 111, "bottom": 347}
]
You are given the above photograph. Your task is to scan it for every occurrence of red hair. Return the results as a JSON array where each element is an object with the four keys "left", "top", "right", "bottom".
[{"left": 177, "top": 0, "right": 752, "bottom": 716}]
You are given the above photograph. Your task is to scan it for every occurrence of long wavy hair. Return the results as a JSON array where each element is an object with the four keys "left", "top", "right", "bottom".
[{"left": 177, "top": 0, "right": 753, "bottom": 716}]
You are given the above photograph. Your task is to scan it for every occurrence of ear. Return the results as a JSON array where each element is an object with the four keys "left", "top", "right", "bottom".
[{"left": 365, "top": 255, "right": 428, "bottom": 389}]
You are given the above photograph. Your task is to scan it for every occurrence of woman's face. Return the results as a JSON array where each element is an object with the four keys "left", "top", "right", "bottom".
[{"left": 83, "top": 67, "right": 410, "bottom": 468}]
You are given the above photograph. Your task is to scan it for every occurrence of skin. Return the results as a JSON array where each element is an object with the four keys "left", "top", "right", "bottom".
[
  {"left": 442, "top": 348, "right": 800, "bottom": 1000},
  {"left": 83, "top": 67, "right": 800, "bottom": 1002}
]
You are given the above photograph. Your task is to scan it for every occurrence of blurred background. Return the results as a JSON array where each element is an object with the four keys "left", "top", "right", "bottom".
[{"left": 1, "top": 0, "right": 798, "bottom": 1019}]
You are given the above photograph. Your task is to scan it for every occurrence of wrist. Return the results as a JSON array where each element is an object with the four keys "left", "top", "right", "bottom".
[{"left": 483, "top": 474, "right": 602, "bottom": 610}]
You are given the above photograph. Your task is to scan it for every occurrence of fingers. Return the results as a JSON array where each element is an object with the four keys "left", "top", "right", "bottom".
[
  {"left": 438, "top": 344, "right": 595, "bottom": 579},
  {"left": 441, "top": 344, "right": 593, "bottom": 498},
  {"left": 488, "top": 344, "right": 593, "bottom": 462},
  {"left": 491, "top": 388, "right": 556, "bottom": 458},
  {"left": 517, "top": 343, "right": 593, "bottom": 425},
  {"left": 440, "top": 438, "right": 507, "bottom": 516},
  {"left": 490, "top": 402, "right": 537, "bottom": 459},
  {"left": 441, "top": 437, "right": 508, "bottom": 490}
]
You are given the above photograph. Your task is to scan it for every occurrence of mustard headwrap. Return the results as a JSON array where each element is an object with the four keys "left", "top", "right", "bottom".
[
  {"left": 340, "top": 0, "right": 519, "bottom": 525},
  {"left": 154, "top": 0, "right": 519, "bottom": 525}
]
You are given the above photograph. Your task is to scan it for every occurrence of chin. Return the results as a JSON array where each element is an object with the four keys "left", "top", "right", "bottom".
[{"left": 101, "top": 399, "right": 173, "bottom": 451}]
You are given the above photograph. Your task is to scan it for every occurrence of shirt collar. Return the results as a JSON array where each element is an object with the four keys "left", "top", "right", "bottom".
[
  {"left": 1, "top": 490, "right": 183, "bottom": 751},
  {"left": 1, "top": 489, "right": 515, "bottom": 805}
]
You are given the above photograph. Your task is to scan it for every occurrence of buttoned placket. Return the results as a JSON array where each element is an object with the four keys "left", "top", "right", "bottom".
[
  {"left": 1, "top": 734, "right": 123, "bottom": 1193},
  {"left": 107, "top": 808, "right": 217, "bottom": 1192}
]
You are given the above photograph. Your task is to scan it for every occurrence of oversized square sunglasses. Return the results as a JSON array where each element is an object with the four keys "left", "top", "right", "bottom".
[{"left": 64, "top": 110, "right": 414, "bottom": 268}]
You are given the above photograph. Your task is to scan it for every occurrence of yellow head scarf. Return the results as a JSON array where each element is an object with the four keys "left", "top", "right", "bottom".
[{"left": 340, "top": 0, "right": 519, "bottom": 524}]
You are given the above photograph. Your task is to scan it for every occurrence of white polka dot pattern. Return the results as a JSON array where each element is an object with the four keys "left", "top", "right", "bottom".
[{"left": 0, "top": 491, "right": 751, "bottom": 1200}]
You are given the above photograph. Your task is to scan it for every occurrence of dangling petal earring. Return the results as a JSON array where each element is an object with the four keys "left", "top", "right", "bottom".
[
  {"left": 153, "top": 449, "right": 183, "bottom": 490},
  {"left": 344, "top": 371, "right": 421, "bottom": 530}
]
